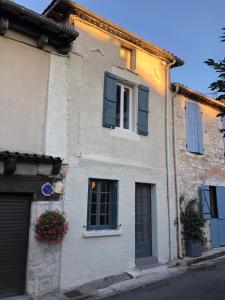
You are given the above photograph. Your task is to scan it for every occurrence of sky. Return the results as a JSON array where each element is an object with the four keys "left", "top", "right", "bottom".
[{"left": 12, "top": 0, "right": 225, "bottom": 96}]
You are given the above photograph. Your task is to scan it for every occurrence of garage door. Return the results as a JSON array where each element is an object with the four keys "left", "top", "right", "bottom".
[{"left": 0, "top": 194, "right": 31, "bottom": 298}]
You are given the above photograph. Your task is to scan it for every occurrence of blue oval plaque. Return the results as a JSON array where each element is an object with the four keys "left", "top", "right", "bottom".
[{"left": 41, "top": 182, "right": 54, "bottom": 197}]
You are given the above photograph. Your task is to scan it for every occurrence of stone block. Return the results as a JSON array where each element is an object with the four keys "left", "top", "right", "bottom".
[
  {"left": 39, "top": 278, "right": 52, "bottom": 295},
  {"left": 15, "top": 162, "right": 37, "bottom": 175},
  {"left": 37, "top": 163, "right": 53, "bottom": 176}
]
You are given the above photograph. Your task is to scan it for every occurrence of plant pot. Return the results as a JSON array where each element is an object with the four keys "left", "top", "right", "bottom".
[{"left": 186, "top": 241, "right": 202, "bottom": 257}]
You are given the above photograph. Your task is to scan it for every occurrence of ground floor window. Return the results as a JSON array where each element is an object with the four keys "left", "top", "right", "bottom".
[{"left": 87, "top": 179, "right": 117, "bottom": 230}]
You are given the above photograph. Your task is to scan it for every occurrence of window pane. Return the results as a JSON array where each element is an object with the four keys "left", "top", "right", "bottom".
[
  {"left": 91, "top": 203, "right": 96, "bottom": 214},
  {"left": 100, "top": 215, "right": 105, "bottom": 225},
  {"left": 91, "top": 215, "right": 96, "bottom": 226},
  {"left": 91, "top": 180, "right": 97, "bottom": 192},
  {"left": 120, "top": 46, "right": 132, "bottom": 69},
  {"left": 123, "top": 87, "right": 130, "bottom": 129},
  {"left": 91, "top": 192, "right": 97, "bottom": 203},
  {"left": 116, "top": 85, "right": 121, "bottom": 127}
]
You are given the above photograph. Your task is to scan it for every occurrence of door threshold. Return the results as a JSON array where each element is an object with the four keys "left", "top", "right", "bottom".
[{"left": 135, "top": 256, "right": 159, "bottom": 270}]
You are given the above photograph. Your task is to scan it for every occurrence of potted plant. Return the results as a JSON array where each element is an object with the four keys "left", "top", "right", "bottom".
[
  {"left": 180, "top": 197, "right": 205, "bottom": 257},
  {"left": 34, "top": 210, "right": 69, "bottom": 244}
]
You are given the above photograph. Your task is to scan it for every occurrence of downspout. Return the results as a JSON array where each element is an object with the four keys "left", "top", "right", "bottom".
[
  {"left": 165, "top": 58, "right": 176, "bottom": 261},
  {"left": 171, "top": 83, "right": 183, "bottom": 258}
]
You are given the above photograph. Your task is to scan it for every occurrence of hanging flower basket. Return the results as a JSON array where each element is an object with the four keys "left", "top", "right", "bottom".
[{"left": 34, "top": 210, "right": 69, "bottom": 244}]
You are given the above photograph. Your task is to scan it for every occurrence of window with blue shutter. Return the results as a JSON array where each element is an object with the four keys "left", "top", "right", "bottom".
[
  {"left": 186, "top": 101, "right": 204, "bottom": 154},
  {"left": 103, "top": 72, "right": 117, "bottom": 128},
  {"left": 138, "top": 85, "right": 149, "bottom": 136},
  {"left": 200, "top": 185, "right": 211, "bottom": 220}
]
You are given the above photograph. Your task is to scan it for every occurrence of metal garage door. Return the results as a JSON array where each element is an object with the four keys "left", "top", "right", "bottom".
[{"left": 0, "top": 194, "right": 31, "bottom": 298}]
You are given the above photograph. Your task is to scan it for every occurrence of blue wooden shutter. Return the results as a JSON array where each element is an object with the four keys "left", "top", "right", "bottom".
[
  {"left": 210, "top": 219, "right": 220, "bottom": 248},
  {"left": 200, "top": 185, "right": 211, "bottom": 220},
  {"left": 138, "top": 85, "right": 149, "bottom": 136},
  {"left": 216, "top": 186, "right": 225, "bottom": 219},
  {"left": 196, "top": 104, "right": 204, "bottom": 154},
  {"left": 103, "top": 72, "right": 117, "bottom": 128},
  {"left": 111, "top": 181, "right": 118, "bottom": 229},
  {"left": 186, "top": 101, "right": 204, "bottom": 154},
  {"left": 218, "top": 220, "right": 225, "bottom": 245}
]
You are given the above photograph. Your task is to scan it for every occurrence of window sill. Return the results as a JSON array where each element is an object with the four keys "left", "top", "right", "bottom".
[
  {"left": 83, "top": 229, "right": 122, "bottom": 238},
  {"left": 110, "top": 127, "right": 141, "bottom": 141}
]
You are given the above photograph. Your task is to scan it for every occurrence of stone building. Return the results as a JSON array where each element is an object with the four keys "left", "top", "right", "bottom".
[
  {"left": 0, "top": 1, "right": 78, "bottom": 298},
  {"left": 171, "top": 83, "right": 225, "bottom": 257},
  {"left": 44, "top": 0, "right": 183, "bottom": 292}
]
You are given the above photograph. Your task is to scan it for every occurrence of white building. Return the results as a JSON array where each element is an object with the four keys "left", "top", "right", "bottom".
[{"left": 44, "top": 0, "right": 184, "bottom": 291}]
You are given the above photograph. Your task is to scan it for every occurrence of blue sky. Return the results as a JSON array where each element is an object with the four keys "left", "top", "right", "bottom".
[{"left": 13, "top": 0, "right": 224, "bottom": 95}]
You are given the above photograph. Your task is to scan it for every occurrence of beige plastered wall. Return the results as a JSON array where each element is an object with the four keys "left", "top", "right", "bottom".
[{"left": 0, "top": 30, "right": 50, "bottom": 154}]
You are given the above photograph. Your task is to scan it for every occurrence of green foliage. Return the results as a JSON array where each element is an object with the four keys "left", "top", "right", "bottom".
[
  {"left": 204, "top": 28, "right": 225, "bottom": 101},
  {"left": 34, "top": 210, "right": 69, "bottom": 244},
  {"left": 180, "top": 197, "right": 205, "bottom": 244}
]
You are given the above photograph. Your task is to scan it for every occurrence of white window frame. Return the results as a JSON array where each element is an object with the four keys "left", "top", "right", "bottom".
[{"left": 117, "top": 83, "right": 132, "bottom": 131}]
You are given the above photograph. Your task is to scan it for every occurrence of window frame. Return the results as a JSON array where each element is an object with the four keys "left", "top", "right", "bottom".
[
  {"left": 116, "top": 83, "right": 133, "bottom": 131},
  {"left": 87, "top": 179, "right": 118, "bottom": 231}
]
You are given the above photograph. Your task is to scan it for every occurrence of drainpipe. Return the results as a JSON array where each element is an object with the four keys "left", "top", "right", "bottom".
[
  {"left": 171, "top": 83, "right": 183, "bottom": 258},
  {"left": 165, "top": 58, "right": 176, "bottom": 261}
]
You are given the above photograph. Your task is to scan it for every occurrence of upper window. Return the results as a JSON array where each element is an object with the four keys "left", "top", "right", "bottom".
[
  {"left": 103, "top": 72, "right": 149, "bottom": 136},
  {"left": 120, "top": 46, "right": 132, "bottom": 70},
  {"left": 116, "top": 83, "right": 132, "bottom": 130},
  {"left": 186, "top": 101, "right": 204, "bottom": 154},
  {"left": 87, "top": 179, "right": 118, "bottom": 230}
]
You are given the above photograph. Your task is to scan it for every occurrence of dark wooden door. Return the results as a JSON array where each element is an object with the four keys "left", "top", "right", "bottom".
[
  {"left": 135, "top": 184, "right": 152, "bottom": 258},
  {"left": 0, "top": 194, "right": 31, "bottom": 298}
]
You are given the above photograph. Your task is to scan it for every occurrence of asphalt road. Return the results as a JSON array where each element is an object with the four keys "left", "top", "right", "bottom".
[{"left": 105, "top": 259, "right": 225, "bottom": 300}]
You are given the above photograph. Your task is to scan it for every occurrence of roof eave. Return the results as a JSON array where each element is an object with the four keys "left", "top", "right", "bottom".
[
  {"left": 0, "top": 0, "right": 79, "bottom": 52},
  {"left": 171, "top": 83, "right": 225, "bottom": 111},
  {"left": 44, "top": 0, "right": 184, "bottom": 67}
]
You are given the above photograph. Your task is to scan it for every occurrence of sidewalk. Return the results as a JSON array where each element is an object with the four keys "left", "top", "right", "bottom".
[{"left": 41, "top": 246, "right": 225, "bottom": 300}]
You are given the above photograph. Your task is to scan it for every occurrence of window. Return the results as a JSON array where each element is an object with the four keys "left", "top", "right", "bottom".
[
  {"left": 87, "top": 179, "right": 118, "bottom": 230},
  {"left": 186, "top": 101, "right": 204, "bottom": 154},
  {"left": 116, "top": 83, "right": 132, "bottom": 130},
  {"left": 120, "top": 46, "right": 132, "bottom": 69},
  {"left": 103, "top": 72, "right": 149, "bottom": 136}
]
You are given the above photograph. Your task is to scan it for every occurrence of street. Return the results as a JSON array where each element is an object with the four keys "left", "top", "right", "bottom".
[{"left": 105, "top": 259, "right": 225, "bottom": 300}]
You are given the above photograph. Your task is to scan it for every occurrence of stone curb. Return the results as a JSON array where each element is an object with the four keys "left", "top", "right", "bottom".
[{"left": 96, "top": 267, "right": 184, "bottom": 299}]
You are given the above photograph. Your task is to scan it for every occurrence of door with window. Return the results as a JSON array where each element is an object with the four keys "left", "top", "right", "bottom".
[
  {"left": 0, "top": 194, "right": 31, "bottom": 298},
  {"left": 135, "top": 183, "right": 152, "bottom": 258},
  {"left": 201, "top": 185, "right": 225, "bottom": 248}
]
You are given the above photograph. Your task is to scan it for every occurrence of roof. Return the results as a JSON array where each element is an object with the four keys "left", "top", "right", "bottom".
[
  {"left": 171, "top": 83, "right": 225, "bottom": 111},
  {"left": 43, "top": 0, "right": 184, "bottom": 68},
  {"left": 0, "top": 151, "right": 62, "bottom": 164},
  {"left": 0, "top": 0, "right": 79, "bottom": 53}
]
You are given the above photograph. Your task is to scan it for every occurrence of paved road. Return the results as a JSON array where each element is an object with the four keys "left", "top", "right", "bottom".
[{"left": 105, "top": 259, "right": 225, "bottom": 300}]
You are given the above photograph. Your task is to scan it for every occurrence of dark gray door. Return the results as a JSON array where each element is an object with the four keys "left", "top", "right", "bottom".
[
  {"left": 0, "top": 194, "right": 31, "bottom": 299},
  {"left": 135, "top": 183, "right": 152, "bottom": 258}
]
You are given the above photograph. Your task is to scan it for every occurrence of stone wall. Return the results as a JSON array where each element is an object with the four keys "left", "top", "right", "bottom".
[
  {"left": 27, "top": 201, "right": 63, "bottom": 299},
  {"left": 174, "top": 94, "right": 225, "bottom": 252}
]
